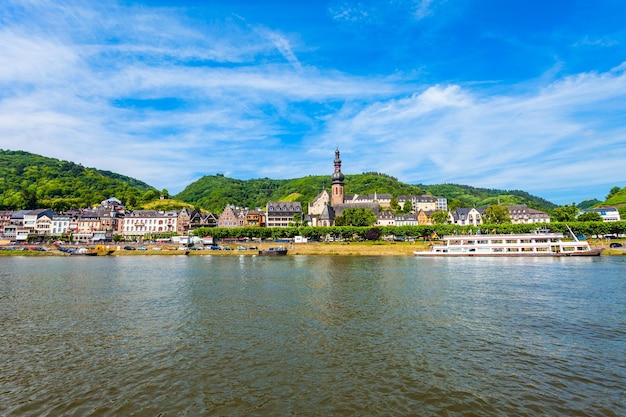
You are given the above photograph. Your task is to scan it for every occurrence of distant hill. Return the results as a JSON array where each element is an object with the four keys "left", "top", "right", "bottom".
[
  {"left": 0, "top": 150, "right": 157, "bottom": 211},
  {"left": 0, "top": 150, "right": 562, "bottom": 214},
  {"left": 175, "top": 172, "right": 558, "bottom": 214}
]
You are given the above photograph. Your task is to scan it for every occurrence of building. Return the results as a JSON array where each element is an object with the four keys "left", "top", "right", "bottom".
[
  {"left": 308, "top": 189, "right": 330, "bottom": 216},
  {"left": 582, "top": 207, "right": 621, "bottom": 222},
  {"left": 507, "top": 205, "right": 550, "bottom": 224},
  {"left": 122, "top": 210, "right": 178, "bottom": 237},
  {"left": 331, "top": 148, "right": 345, "bottom": 206},
  {"left": 217, "top": 205, "right": 245, "bottom": 228},
  {"left": 266, "top": 202, "right": 302, "bottom": 227},
  {"left": 449, "top": 207, "right": 485, "bottom": 226}
]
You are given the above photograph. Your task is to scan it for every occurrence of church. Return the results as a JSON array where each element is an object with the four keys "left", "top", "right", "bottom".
[{"left": 308, "top": 148, "right": 384, "bottom": 226}]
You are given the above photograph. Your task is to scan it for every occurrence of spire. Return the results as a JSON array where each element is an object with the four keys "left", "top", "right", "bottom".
[
  {"left": 330, "top": 148, "right": 345, "bottom": 206},
  {"left": 332, "top": 147, "right": 344, "bottom": 184}
]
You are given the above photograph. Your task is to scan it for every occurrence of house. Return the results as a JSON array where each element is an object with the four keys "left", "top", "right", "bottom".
[
  {"left": 266, "top": 202, "right": 303, "bottom": 227},
  {"left": 449, "top": 207, "right": 485, "bottom": 226},
  {"left": 245, "top": 209, "right": 265, "bottom": 227},
  {"left": 217, "top": 205, "right": 245, "bottom": 228},
  {"left": 582, "top": 207, "right": 621, "bottom": 222},
  {"left": 401, "top": 193, "right": 438, "bottom": 212},
  {"left": 122, "top": 210, "right": 178, "bottom": 237},
  {"left": 416, "top": 210, "right": 434, "bottom": 225},
  {"left": 177, "top": 208, "right": 192, "bottom": 234},
  {"left": 189, "top": 210, "right": 218, "bottom": 228},
  {"left": 507, "top": 205, "right": 550, "bottom": 224},
  {"left": 376, "top": 211, "right": 395, "bottom": 226},
  {"left": 395, "top": 213, "right": 419, "bottom": 226},
  {"left": 50, "top": 215, "right": 71, "bottom": 237}
]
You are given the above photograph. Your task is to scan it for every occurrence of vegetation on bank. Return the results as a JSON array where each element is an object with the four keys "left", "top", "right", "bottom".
[{"left": 191, "top": 221, "right": 626, "bottom": 241}]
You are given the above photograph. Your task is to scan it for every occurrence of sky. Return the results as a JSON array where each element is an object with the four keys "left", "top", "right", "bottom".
[{"left": 1, "top": 0, "right": 625, "bottom": 205}]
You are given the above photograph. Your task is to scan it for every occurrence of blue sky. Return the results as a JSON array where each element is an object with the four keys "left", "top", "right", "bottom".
[{"left": 1, "top": 0, "right": 625, "bottom": 205}]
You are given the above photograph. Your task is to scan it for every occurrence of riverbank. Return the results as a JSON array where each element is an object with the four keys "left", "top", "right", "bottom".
[{"left": 1, "top": 239, "right": 624, "bottom": 256}]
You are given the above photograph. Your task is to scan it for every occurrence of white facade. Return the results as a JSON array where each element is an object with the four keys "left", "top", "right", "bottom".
[
  {"left": 51, "top": 216, "right": 71, "bottom": 236},
  {"left": 122, "top": 210, "right": 178, "bottom": 236},
  {"left": 583, "top": 207, "right": 621, "bottom": 222}
]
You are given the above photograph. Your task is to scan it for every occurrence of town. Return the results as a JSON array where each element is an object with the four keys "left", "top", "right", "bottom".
[{"left": 0, "top": 149, "right": 621, "bottom": 244}]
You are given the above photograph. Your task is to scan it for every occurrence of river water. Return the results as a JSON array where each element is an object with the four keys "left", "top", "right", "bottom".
[{"left": 1, "top": 255, "right": 624, "bottom": 416}]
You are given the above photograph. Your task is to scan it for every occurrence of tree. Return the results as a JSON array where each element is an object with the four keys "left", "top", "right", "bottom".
[
  {"left": 335, "top": 208, "right": 377, "bottom": 227},
  {"left": 606, "top": 186, "right": 621, "bottom": 200},
  {"left": 290, "top": 213, "right": 308, "bottom": 227},
  {"left": 577, "top": 211, "right": 602, "bottom": 222},
  {"left": 365, "top": 227, "right": 381, "bottom": 241},
  {"left": 482, "top": 205, "right": 511, "bottom": 224},
  {"left": 552, "top": 203, "right": 579, "bottom": 222},
  {"left": 430, "top": 210, "right": 450, "bottom": 224},
  {"left": 402, "top": 200, "right": 413, "bottom": 214},
  {"left": 390, "top": 197, "right": 400, "bottom": 211}
]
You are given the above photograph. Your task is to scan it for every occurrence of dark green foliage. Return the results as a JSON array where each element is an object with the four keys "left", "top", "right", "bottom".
[
  {"left": 334, "top": 208, "right": 377, "bottom": 226},
  {"left": 176, "top": 175, "right": 558, "bottom": 214},
  {"left": 192, "top": 221, "right": 626, "bottom": 241},
  {"left": 577, "top": 199, "right": 602, "bottom": 209},
  {"left": 551, "top": 203, "right": 579, "bottom": 222},
  {"left": 1, "top": 150, "right": 571, "bottom": 214},
  {"left": 430, "top": 210, "right": 450, "bottom": 224},
  {"left": 483, "top": 205, "right": 511, "bottom": 224},
  {"left": 0, "top": 150, "right": 156, "bottom": 210},
  {"left": 577, "top": 211, "right": 602, "bottom": 222}
]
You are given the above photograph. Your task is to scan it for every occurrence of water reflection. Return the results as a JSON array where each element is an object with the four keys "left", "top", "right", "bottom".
[{"left": 1, "top": 256, "right": 624, "bottom": 416}]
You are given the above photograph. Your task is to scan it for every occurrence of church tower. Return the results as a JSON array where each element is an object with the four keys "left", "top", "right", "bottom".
[{"left": 331, "top": 148, "right": 345, "bottom": 206}]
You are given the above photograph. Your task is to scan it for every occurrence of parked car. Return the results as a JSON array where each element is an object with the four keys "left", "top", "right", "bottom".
[
  {"left": 123, "top": 246, "right": 136, "bottom": 250},
  {"left": 609, "top": 242, "right": 622, "bottom": 248},
  {"left": 137, "top": 246, "right": 147, "bottom": 250},
  {"left": 237, "top": 246, "right": 246, "bottom": 250}
]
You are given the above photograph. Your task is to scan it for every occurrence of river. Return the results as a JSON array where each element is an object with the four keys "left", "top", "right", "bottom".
[{"left": 1, "top": 255, "right": 625, "bottom": 416}]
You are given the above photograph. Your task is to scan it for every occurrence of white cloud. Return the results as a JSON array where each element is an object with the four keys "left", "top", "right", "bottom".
[
  {"left": 0, "top": 0, "right": 624, "bottom": 205},
  {"left": 318, "top": 67, "right": 626, "bottom": 203}
]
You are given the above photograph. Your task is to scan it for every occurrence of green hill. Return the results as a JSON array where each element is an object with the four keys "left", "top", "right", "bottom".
[
  {"left": 604, "top": 187, "right": 626, "bottom": 206},
  {"left": 175, "top": 172, "right": 558, "bottom": 214},
  {"left": 0, "top": 150, "right": 157, "bottom": 211},
  {"left": 0, "top": 150, "right": 562, "bottom": 214}
]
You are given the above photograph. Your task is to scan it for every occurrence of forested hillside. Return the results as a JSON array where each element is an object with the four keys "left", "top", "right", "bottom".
[
  {"left": 426, "top": 184, "right": 557, "bottom": 211},
  {"left": 2, "top": 150, "right": 585, "bottom": 214},
  {"left": 0, "top": 150, "right": 157, "bottom": 210},
  {"left": 175, "top": 172, "right": 558, "bottom": 213}
]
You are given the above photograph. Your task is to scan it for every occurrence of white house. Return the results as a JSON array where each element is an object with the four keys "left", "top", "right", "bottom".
[{"left": 582, "top": 207, "right": 621, "bottom": 222}]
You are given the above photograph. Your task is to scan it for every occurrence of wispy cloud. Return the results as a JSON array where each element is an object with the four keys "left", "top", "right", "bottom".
[{"left": 0, "top": 0, "right": 624, "bottom": 205}]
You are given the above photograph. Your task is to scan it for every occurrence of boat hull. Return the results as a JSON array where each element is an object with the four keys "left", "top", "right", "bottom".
[
  {"left": 258, "top": 249, "right": 288, "bottom": 256},
  {"left": 414, "top": 249, "right": 604, "bottom": 257}
]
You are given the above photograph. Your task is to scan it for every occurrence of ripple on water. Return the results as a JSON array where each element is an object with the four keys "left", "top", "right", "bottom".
[{"left": 0, "top": 256, "right": 625, "bottom": 416}]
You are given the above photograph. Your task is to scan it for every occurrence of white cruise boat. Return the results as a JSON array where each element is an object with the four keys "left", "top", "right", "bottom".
[{"left": 413, "top": 231, "right": 603, "bottom": 257}]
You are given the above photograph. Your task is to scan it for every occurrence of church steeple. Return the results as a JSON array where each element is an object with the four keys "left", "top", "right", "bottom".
[{"left": 331, "top": 147, "right": 345, "bottom": 206}]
